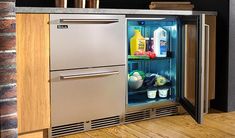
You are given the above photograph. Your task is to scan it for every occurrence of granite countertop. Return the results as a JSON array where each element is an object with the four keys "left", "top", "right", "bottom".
[{"left": 16, "top": 7, "right": 217, "bottom": 16}]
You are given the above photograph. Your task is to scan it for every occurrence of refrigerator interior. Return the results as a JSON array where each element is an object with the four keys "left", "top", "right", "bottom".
[{"left": 127, "top": 17, "right": 179, "bottom": 108}]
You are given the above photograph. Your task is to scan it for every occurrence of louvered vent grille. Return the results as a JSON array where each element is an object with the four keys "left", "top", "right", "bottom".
[
  {"left": 125, "top": 110, "right": 150, "bottom": 123},
  {"left": 155, "top": 106, "right": 178, "bottom": 117},
  {"left": 51, "top": 122, "right": 84, "bottom": 137},
  {"left": 91, "top": 116, "right": 120, "bottom": 129}
]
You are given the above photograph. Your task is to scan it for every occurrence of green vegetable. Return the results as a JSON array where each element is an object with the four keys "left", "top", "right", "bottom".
[{"left": 130, "top": 70, "right": 145, "bottom": 80}]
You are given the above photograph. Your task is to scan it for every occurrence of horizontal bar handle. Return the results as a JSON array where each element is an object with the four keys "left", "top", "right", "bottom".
[
  {"left": 60, "top": 71, "right": 119, "bottom": 80},
  {"left": 60, "top": 19, "right": 119, "bottom": 24}
]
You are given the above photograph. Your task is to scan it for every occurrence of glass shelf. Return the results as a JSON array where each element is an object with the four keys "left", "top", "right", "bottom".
[
  {"left": 128, "top": 92, "right": 175, "bottom": 107},
  {"left": 128, "top": 55, "right": 171, "bottom": 61},
  {"left": 128, "top": 82, "right": 172, "bottom": 96}
]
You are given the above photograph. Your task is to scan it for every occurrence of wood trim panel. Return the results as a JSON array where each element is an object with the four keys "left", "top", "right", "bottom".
[
  {"left": 205, "top": 15, "right": 216, "bottom": 100},
  {"left": 184, "top": 24, "right": 197, "bottom": 106},
  {"left": 16, "top": 14, "right": 50, "bottom": 133},
  {"left": 18, "top": 130, "right": 48, "bottom": 138}
]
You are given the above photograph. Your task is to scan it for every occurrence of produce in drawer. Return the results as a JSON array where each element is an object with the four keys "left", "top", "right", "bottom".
[
  {"left": 129, "top": 71, "right": 170, "bottom": 89},
  {"left": 128, "top": 70, "right": 145, "bottom": 89},
  {"left": 155, "top": 74, "right": 170, "bottom": 86},
  {"left": 145, "top": 51, "right": 156, "bottom": 59},
  {"left": 144, "top": 73, "right": 170, "bottom": 86},
  {"left": 144, "top": 74, "right": 156, "bottom": 87},
  {"left": 133, "top": 51, "right": 156, "bottom": 59},
  {"left": 129, "top": 70, "right": 145, "bottom": 80}
]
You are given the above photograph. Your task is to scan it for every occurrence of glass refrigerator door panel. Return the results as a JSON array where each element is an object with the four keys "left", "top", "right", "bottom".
[
  {"left": 127, "top": 18, "right": 178, "bottom": 108},
  {"left": 179, "top": 15, "right": 205, "bottom": 124},
  {"left": 184, "top": 24, "right": 197, "bottom": 106}
]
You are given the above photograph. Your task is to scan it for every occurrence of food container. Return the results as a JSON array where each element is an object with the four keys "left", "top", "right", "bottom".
[
  {"left": 145, "top": 37, "right": 154, "bottom": 52},
  {"left": 128, "top": 79, "right": 143, "bottom": 90},
  {"left": 158, "top": 89, "right": 168, "bottom": 98},
  {"left": 55, "top": 0, "right": 67, "bottom": 8},
  {"left": 147, "top": 90, "right": 157, "bottom": 99},
  {"left": 87, "top": 0, "right": 100, "bottom": 8},
  {"left": 74, "top": 0, "right": 86, "bottom": 8}
]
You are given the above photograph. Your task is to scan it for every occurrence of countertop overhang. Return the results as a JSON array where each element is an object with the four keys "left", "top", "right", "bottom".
[{"left": 16, "top": 7, "right": 217, "bottom": 16}]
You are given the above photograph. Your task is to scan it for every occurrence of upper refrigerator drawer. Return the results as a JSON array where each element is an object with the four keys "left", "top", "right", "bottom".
[{"left": 50, "top": 14, "right": 126, "bottom": 71}]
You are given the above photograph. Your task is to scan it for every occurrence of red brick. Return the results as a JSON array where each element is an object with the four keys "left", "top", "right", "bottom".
[
  {"left": 0, "top": 68, "right": 16, "bottom": 84},
  {"left": 0, "top": 129, "right": 17, "bottom": 138},
  {"left": 0, "top": 100, "right": 16, "bottom": 116},
  {"left": 0, "top": 57, "right": 15, "bottom": 67},
  {"left": 0, "top": 35, "right": 15, "bottom": 50},
  {"left": 0, "top": 74, "right": 16, "bottom": 84},
  {"left": 0, "top": 84, "right": 16, "bottom": 99},
  {"left": 0, "top": 2, "right": 15, "bottom": 18},
  {"left": 0, "top": 53, "right": 16, "bottom": 78},
  {"left": 0, "top": 0, "right": 15, "bottom": 2},
  {"left": 0, "top": 2, "right": 15, "bottom": 13},
  {"left": 0, "top": 52, "right": 16, "bottom": 71},
  {"left": 0, "top": 52, "right": 16, "bottom": 65},
  {"left": 0, "top": 69, "right": 16, "bottom": 85},
  {"left": 0, "top": 114, "right": 17, "bottom": 130},
  {"left": 0, "top": 52, "right": 15, "bottom": 59},
  {"left": 0, "top": 19, "right": 15, "bottom": 33}
]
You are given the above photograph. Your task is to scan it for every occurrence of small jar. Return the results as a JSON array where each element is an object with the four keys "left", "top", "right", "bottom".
[
  {"left": 87, "top": 0, "right": 99, "bottom": 8},
  {"left": 145, "top": 37, "right": 154, "bottom": 52},
  {"left": 145, "top": 37, "right": 150, "bottom": 51},
  {"left": 150, "top": 38, "right": 154, "bottom": 52},
  {"left": 147, "top": 90, "right": 157, "bottom": 99},
  {"left": 55, "top": 0, "right": 67, "bottom": 8},
  {"left": 158, "top": 89, "right": 168, "bottom": 98},
  {"left": 74, "top": 0, "right": 86, "bottom": 8}
]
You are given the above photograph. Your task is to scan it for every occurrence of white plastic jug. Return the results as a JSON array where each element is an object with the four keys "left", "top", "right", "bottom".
[{"left": 153, "top": 27, "right": 168, "bottom": 57}]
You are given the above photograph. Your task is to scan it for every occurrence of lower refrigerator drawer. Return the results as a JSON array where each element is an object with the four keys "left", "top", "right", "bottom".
[{"left": 50, "top": 66, "right": 126, "bottom": 127}]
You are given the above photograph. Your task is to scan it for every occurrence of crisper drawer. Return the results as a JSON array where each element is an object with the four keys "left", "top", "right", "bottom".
[
  {"left": 50, "top": 14, "right": 126, "bottom": 70},
  {"left": 51, "top": 66, "right": 125, "bottom": 127}
]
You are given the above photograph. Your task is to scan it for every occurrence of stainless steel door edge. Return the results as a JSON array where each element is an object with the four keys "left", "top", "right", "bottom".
[
  {"left": 199, "top": 14, "right": 206, "bottom": 123},
  {"left": 204, "top": 24, "right": 210, "bottom": 114}
]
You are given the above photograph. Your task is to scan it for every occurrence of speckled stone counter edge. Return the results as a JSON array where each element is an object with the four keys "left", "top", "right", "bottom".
[{"left": 15, "top": 7, "right": 217, "bottom": 15}]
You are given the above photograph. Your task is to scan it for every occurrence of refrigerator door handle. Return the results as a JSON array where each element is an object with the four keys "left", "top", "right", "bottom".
[
  {"left": 60, "top": 19, "right": 119, "bottom": 24},
  {"left": 204, "top": 24, "right": 210, "bottom": 114},
  {"left": 60, "top": 71, "right": 119, "bottom": 80},
  {"left": 199, "top": 14, "right": 206, "bottom": 123}
]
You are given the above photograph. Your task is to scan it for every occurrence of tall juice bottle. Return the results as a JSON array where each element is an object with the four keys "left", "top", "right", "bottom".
[
  {"left": 153, "top": 27, "right": 168, "bottom": 57},
  {"left": 130, "top": 30, "right": 146, "bottom": 55}
]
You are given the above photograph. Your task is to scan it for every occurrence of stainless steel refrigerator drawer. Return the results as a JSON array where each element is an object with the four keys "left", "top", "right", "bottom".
[
  {"left": 50, "top": 66, "right": 125, "bottom": 127},
  {"left": 50, "top": 14, "right": 126, "bottom": 70}
]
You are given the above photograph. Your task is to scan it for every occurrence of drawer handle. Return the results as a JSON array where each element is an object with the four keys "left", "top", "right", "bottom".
[
  {"left": 60, "top": 71, "right": 119, "bottom": 80},
  {"left": 60, "top": 19, "right": 119, "bottom": 24}
]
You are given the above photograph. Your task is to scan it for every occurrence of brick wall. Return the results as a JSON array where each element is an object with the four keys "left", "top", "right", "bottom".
[{"left": 0, "top": 1, "right": 17, "bottom": 138}]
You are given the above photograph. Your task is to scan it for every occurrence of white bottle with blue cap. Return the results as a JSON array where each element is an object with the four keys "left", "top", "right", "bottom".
[{"left": 153, "top": 27, "right": 168, "bottom": 57}]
